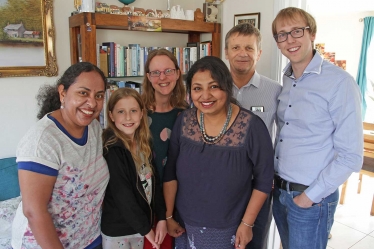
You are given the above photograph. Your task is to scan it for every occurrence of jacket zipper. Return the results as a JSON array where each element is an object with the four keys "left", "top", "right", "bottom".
[{"left": 136, "top": 170, "right": 153, "bottom": 226}]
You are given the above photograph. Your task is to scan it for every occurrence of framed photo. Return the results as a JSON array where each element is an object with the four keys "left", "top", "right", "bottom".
[
  {"left": 0, "top": 0, "right": 57, "bottom": 77},
  {"left": 234, "top": 12, "right": 261, "bottom": 29}
]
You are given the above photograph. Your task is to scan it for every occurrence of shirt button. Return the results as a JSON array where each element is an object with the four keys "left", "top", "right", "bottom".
[
  {"left": 289, "top": 105, "right": 292, "bottom": 107},
  {"left": 286, "top": 122, "right": 289, "bottom": 125},
  {"left": 293, "top": 84, "right": 296, "bottom": 87},
  {"left": 280, "top": 139, "right": 283, "bottom": 142},
  {"left": 276, "top": 156, "right": 279, "bottom": 159}
]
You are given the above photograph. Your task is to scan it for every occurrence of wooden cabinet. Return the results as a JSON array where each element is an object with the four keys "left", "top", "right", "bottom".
[{"left": 69, "top": 12, "right": 221, "bottom": 65}]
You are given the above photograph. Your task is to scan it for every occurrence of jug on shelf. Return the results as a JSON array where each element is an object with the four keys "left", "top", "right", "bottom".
[{"left": 170, "top": 5, "right": 185, "bottom": 19}]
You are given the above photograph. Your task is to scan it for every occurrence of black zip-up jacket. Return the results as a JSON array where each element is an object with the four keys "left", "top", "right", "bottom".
[{"left": 101, "top": 135, "right": 166, "bottom": 237}]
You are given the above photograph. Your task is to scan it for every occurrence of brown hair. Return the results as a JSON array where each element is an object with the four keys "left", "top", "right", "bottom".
[
  {"left": 103, "top": 88, "right": 152, "bottom": 172},
  {"left": 141, "top": 48, "right": 188, "bottom": 112},
  {"left": 272, "top": 7, "right": 317, "bottom": 37},
  {"left": 225, "top": 23, "right": 262, "bottom": 50}
]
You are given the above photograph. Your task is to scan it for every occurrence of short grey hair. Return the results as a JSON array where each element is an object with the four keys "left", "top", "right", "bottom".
[{"left": 225, "top": 23, "right": 262, "bottom": 50}]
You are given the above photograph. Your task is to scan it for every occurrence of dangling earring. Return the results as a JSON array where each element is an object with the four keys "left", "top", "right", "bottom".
[{"left": 60, "top": 100, "right": 64, "bottom": 109}]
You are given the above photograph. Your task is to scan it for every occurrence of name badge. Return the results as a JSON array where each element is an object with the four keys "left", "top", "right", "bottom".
[{"left": 251, "top": 106, "right": 264, "bottom": 112}]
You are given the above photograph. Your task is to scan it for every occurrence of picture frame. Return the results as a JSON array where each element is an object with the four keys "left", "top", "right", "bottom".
[
  {"left": 234, "top": 12, "right": 261, "bottom": 30},
  {"left": 0, "top": 0, "right": 57, "bottom": 77}
]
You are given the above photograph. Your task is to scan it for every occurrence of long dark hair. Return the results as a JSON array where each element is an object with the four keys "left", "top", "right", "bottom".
[
  {"left": 185, "top": 56, "right": 238, "bottom": 107},
  {"left": 36, "top": 62, "right": 106, "bottom": 119}
]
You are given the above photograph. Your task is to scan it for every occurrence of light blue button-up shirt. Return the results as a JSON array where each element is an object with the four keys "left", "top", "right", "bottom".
[{"left": 274, "top": 51, "right": 363, "bottom": 203}]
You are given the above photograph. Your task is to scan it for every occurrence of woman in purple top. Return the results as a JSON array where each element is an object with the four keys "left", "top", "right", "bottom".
[{"left": 163, "top": 56, "right": 274, "bottom": 249}]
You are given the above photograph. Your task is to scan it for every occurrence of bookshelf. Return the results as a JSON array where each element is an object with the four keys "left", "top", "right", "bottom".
[{"left": 69, "top": 12, "right": 221, "bottom": 66}]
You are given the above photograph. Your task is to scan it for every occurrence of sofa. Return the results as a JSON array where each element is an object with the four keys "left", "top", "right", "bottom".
[{"left": 0, "top": 157, "right": 21, "bottom": 249}]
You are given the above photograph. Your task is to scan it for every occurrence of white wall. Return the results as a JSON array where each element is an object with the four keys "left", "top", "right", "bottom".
[
  {"left": 0, "top": 0, "right": 205, "bottom": 158},
  {"left": 312, "top": 11, "right": 374, "bottom": 79},
  {"left": 0, "top": 0, "right": 73, "bottom": 158},
  {"left": 221, "top": 0, "right": 276, "bottom": 78}
]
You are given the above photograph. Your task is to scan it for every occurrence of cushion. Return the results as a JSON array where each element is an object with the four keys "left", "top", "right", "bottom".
[
  {"left": 0, "top": 157, "right": 20, "bottom": 201},
  {"left": 0, "top": 196, "right": 22, "bottom": 249}
]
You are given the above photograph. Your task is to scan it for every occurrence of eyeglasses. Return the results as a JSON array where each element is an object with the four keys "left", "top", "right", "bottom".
[
  {"left": 274, "top": 26, "right": 310, "bottom": 43},
  {"left": 148, "top": 68, "right": 176, "bottom": 78}
]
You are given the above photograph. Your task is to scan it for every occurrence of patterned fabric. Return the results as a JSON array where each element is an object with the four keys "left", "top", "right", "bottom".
[
  {"left": 182, "top": 108, "right": 251, "bottom": 147},
  {"left": 147, "top": 108, "right": 183, "bottom": 182},
  {"left": 0, "top": 196, "right": 21, "bottom": 249},
  {"left": 102, "top": 232, "right": 143, "bottom": 249},
  {"left": 138, "top": 164, "right": 152, "bottom": 204},
  {"left": 175, "top": 222, "right": 238, "bottom": 249},
  {"left": 164, "top": 107, "right": 274, "bottom": 228},
  {"left": 12, "top": 116, "right": 109, "bottom": 249}
]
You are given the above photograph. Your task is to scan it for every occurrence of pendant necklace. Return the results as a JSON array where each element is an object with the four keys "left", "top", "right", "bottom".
[{"left": 199, "top": 104, "right": 232, "bottom": 144}]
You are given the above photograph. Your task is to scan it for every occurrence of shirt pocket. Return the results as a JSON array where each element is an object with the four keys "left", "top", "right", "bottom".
[{"left": 253, "top": 111, "right": 270, "bottom": 125}]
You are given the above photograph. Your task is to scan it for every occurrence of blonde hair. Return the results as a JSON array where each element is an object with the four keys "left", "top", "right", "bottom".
[
  {"left": 103, "top": 88, "right": 153, "bottom": 172},
  {"left": 272, "top": 7, "right": 317, "bottom": 37},
  {"left": 141, "top": 49, "right": 188, "bottom": 112}
]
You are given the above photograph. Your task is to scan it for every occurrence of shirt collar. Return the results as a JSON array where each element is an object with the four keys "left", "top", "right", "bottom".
[
  {"left": 234, "top": 71, "right": 261, "bottom": 89},
  {"left": 283, "top": 50, "right": 323, "bottom": 79}
]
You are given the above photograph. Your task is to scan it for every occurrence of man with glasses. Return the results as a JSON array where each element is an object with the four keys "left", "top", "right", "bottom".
[
  {"left": 225, "top": 23, "right": 282, "bottom": 249},
  {"left": 272, "top": 7, "right": 363, "bottom": 249}
]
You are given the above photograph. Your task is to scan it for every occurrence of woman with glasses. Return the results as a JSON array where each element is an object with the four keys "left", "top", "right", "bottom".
[
  {"left": 163, "top": 56, "right": 274, "bottom": 249},
  {"left": 141, "top": 48, "right": 188, "bottom": 249}
]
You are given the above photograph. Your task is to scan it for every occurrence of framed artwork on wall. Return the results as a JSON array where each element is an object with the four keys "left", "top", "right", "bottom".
[
  {"left": 0, "top": 0, "right": 57, "bottom": 77},
  {"left": 234, "top": 12, "right": 261, "bottom": 29}
]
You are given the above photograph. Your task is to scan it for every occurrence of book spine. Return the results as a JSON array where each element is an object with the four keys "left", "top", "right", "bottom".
[
  {"left": 190, "top": 47, "right": 197, "bottom": 68},
  {"left": 207, "top": 42, "right": 211, "bottom": 56},
  {"left": 200, "top": 43, "right": 204, "bottom": 59},
  {"left": 144, "top": 47, "right": 149, "bottom": 71},
  {"left": 184, "top": 47, "right": 190, "bottom": 73},
  {"left": 139, "top": 47, "right": 145, "bottom": 76},
  {"left": 127, "top": 48, "right": 132, "bottom": 76},
  {"left": 99, "top": 45, "right": 109, "bottom": 77},
  {"left": 102, "top": 42, "right": 115, "bottom": 77},
  {"left": 179, "top": 47, "right": 184, "bottom": 74},
  {"left": 116, "top": 43, "right": 120, "bottom": 77},
  {"left": 129, "top": 44, "right": 140, "bottom": 76}
]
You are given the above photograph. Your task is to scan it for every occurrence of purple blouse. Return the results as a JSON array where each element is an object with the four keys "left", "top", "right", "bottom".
[{"left": 163, "top": 107, "right": 274, "bottom": 228}]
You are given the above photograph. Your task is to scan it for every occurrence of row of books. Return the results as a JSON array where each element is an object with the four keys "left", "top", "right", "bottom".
[
  {"left": 96, "top": 41, "right": 212, "bottom": 78},
  {"left": 99, "top": 80, "right": 142, "bottom": 129}
]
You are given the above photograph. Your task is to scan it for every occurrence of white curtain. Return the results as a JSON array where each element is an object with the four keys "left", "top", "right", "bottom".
[{"left": 270, "top": 0, "right": 308, "bottom": 85}]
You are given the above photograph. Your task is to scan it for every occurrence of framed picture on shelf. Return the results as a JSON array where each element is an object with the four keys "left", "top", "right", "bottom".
[
  {"left": 0, "top": 0, "right": 57, "bottom": 77},
  {"left": 234, "top": 12, "right": 261, "bottom": 29}
]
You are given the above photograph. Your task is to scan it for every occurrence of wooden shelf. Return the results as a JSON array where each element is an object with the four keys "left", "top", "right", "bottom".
[{"left": 69, "top": 12, "right": 221, "bottom": 65}]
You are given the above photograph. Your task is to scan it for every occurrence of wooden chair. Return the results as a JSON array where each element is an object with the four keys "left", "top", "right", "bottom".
[{"left": 339, "top": 122, "right": 374, "bottom": 216}]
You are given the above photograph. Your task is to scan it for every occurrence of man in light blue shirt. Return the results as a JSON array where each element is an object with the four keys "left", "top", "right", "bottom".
[
  {"left": 225, "top": 23, "right": 282, "bottom": 249},
  {"left": 272, "top": 7, "right": 363, "bottom": 249}
]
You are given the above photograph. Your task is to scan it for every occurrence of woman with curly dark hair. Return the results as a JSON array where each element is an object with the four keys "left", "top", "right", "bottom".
[{"left": 12, "top": 62, "right": 109, "bottom": 249}]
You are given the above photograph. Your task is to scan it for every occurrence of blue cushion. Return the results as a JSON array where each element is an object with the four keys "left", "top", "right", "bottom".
[{"left": 0, "top": 157, "right": 20, "bottom": 201}]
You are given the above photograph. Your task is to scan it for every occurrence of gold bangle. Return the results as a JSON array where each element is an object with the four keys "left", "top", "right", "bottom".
[
  {"left": 241, "top": 219, "right": 254, "bottom": 227},
  {"left": 166, "top": 215, "right": 173, "bottom": 220}
]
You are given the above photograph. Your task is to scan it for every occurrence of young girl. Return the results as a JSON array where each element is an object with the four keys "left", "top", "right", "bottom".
[
  {"left": 101, "top": 88, "right": 167, "bottom": 249},
  {"left": 141, "top": 49, "right": 188, "bottom": 248}
]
